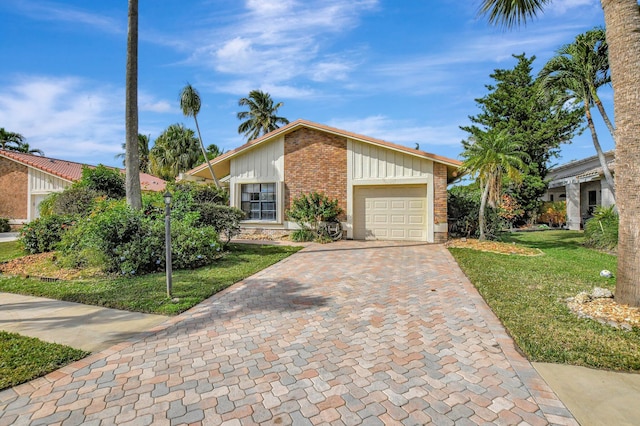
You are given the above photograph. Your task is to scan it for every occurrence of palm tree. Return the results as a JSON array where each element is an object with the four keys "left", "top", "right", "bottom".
[
  {"left": 460, "top": 129, "right": 529, "bottom": 240},
  {"left": 13, "top": 142, "right": 44, "bottom": 156},
  {"left": 179, "top": 83, "right": 221, "bottom": 188},
  {"left": 115, "top": 134, "right": 151, "bottom": 172},
  {"left": 0, "top": 128, "right": 25, "bottom": 150},
  {"left": 479, "top": 0, "right": 640, "bottom": 306},
  {"left": 148, "top": 124, "right": 201, "bottom": 180},
  {"left": 539, "top": 28, "right": 616, "bottom": 200},
  {"left": 237, "top": 90, "right": 289, "bottom": 141},
  {"left": 125, "top": 0, "right": 142, "bottom": 210}
]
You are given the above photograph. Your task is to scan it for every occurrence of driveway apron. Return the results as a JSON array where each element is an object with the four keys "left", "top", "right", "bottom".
[{"left": 0, "top": 241, "right": 576, "bottom": 425}]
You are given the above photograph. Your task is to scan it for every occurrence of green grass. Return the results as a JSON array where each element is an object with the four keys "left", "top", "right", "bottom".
[
  {"left": 0, "top": 241, "right": 25, "bottom": 263},
  {"left": 449, "top": 230, "right": 640, "bottom": 371},
  {"left": 0, "top": 244, "right": 302, "bottom": 315},
  {"left": 0, "top": 331, "right": 89, "bottom": 391}
]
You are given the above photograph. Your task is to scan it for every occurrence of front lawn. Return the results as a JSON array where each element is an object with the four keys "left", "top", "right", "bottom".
[
  {"left": 0, "top": 331, "right": 89, "bottom": 391},
  {"left": 449, "top": 230, "right": 640, "bottom": 371},
  {"left": 0, "top": 243, "right": 302, "bottom": 315},
  {"left": 0, "top": 241, "right": 24, "bottom": 263}
]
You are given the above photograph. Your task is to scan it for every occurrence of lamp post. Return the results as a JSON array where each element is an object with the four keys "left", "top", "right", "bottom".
[{"left": 163, "top": 190, "right": 172, "bottom": 298}]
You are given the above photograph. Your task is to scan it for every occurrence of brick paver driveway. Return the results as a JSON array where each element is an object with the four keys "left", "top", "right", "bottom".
[{"left": 0, "top": 241, "right": 576, "bottom": 425}]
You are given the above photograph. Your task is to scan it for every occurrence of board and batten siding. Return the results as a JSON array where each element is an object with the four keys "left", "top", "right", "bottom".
[
  {"left": 230, "top": 136, "right": 285, "bottom": 224},
  {"left": 346, "top": 139, "right": 435, "bottom": 242},
  {"left": 29, "top": 168, "right": 71, "bottom": 194},
  {"left": 27, "top": 168, "right": 73, "bottom": 221}
]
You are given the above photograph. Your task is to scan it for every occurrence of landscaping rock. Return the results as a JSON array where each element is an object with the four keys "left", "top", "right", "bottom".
[
  {"left": 574, "top": 291, "right": 592, "bottom": 304},
  {"left": 591, "top": 287, "right": 614, "bottom": 299}
]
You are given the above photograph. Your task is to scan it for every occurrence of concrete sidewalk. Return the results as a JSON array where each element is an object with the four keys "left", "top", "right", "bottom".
[
  {"left": 0, "top": 292, "right": 168, "bottom": 353},
  {"left": 0, "top": 232, "right": 19, "bottom": 243}
]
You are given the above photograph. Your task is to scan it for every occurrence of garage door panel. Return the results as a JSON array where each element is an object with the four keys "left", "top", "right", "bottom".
[{"left": 354, "top": 185, "right": 427, "bottom": 241}]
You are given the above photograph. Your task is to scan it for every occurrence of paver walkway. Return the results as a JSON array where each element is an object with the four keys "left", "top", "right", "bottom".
[{"left": 0, "top": 241, "right": 576, "bottom": 425}]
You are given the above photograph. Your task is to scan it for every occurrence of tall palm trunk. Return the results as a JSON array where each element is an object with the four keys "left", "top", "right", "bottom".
[
  {"left": 584, "top": 102, "right": 616, "bottom": 200},
  {"left": 602, "top": 0, "right": 640, "bottom": 307},
  {"left": 193, "top": 115, "right": 221, "bottom": 189},
  {"left": 592, "top": 94, "right": 616, "bottom": 143},
  {"left": 125, "top": 0, "right": 142, "bottom": 210},
  {"left": 478, "top": 179, "right": 491, "bottom": 241}
]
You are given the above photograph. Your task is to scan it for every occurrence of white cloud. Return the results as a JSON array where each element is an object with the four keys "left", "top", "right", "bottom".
[
  {"left": 547, "top": 0, "right": 600, "bottom": 15},
  {"left": 10, "top": 0, "right": 123, "bottom": 34},
  {"left": 139, "top": 94, "right": 173, "bottom": 114},
  {"left": 187, "top": 0, "right": 378, "bottom": 95},
  {"left": 327, "top": 115, "right": 465, "bottom": 149},
  {"left": 0, "top": 75, "right": 124, "bottom": 163}
]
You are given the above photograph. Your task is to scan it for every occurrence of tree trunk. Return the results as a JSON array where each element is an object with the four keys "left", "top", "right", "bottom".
[
  {"left": 601, "top": 0, "right": 640, "bottom": 307},
  {"left": 593, "top": 95, "right": 617, "bottom": 144},
  {"left": 584, "top": 103, "right": 616, "bottom": 200},
  {"left": 193, "top": 116, "right": 222, "bottom": 189},
  {"left": 125, "top": 0, "right": 142, "bottom": 210},
  {"left": 478, "top": 179, "right": 491, "bottom": 241}
]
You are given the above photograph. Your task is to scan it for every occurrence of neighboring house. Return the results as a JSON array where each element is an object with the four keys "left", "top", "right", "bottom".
[
  {"left": 0, "top": 149, "right": 166, "bottom": 226},
  {"left": 542, "top": 150, "right": 615, "bottom": 230},
  {"left": 183, "top": 119, "right": 461, "bottom": 243}
]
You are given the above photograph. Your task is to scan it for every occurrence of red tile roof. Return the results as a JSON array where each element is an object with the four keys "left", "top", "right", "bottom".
[{"left": 0, "top": 149, "right": 166, "bottom": 191}]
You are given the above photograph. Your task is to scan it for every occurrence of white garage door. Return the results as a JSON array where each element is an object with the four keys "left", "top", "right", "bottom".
[{"left": 354, "top": 185, "right": 428, "bottom": 241}]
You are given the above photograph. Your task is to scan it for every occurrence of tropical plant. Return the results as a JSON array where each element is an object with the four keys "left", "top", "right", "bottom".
[
  {"left": 461, "top": 54, "right": 582, "bottom": 223},
  {"left": 125, "top": 0, "right": 142, "bottom": 210},
  {"left": 0, "top": 128, "right": 25, "bottom": 150},
  {"left": 539, "top": 28, "right": 616, "bottom": 200},
  {"left": 179, "top": 83, "right": 221, "bottom": 188},
  {"left": 237, "top": 90, "right": 289, "bottom": 141},
  {"left": 584, "top": 205, "right": 618, "bottom": 251},
  {"left": 78, "top": 165, "right": 126, "bottom": 199},
  {"left": 459, "top": 129, "right": 529, "bottom": 240},
  {"left": 448, "top": 184, "right": 502, "bottom": 239},
  {"left": 479, "top": 0, "right": 640, "bottom": 307},
  {"left": 538, "top": 201, "right": 566, "bottom": 227},
  {"left": 286, "top": 192, "right": 342, "bottom": 241},
  {"left": 497, "top": 193, "right": 524, "bottom": 230},
  {"left": 115, "top": 134, "right": 150, "bottom": 172},
  {"left": 12, "top": 142, "right": 44, "bottom": 156},
  {"left": 148, "top": 124, "right": 201, "bottom": 181}
]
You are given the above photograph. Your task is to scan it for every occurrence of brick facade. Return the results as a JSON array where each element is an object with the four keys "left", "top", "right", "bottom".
[
  {"left": 433, "top": 162, "right": 449, "bottom": 243},
  {"left": 283, "top": 128, "right": 348, "bottom": 218},
  {"left": 0, "top": 157, "right": 28, "bottom": 220}
]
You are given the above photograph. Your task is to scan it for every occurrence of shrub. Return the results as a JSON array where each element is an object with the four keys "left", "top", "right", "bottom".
[
  {"left": 169, "top": 181, "right": 228, "bottom": 219},
  {"left": 497, "top": 194, "right": 524, "bottom": 230},
  {"left": 0, "top": 218, "right": 9, "bottom": 233},
  {"left": 194, "top": 204, "right": 245, "bottom": 247},
  {"left": 78, "top": 165, "right": 126, "bottom": 199},
  {"left": 584, "top": 205, "right": 618, "bottom": 251},
  {"left": 58, "top": 200, "right": 222, "bottom": 275},
  {"left": 286, "top": 192, "right": 342, "bottom": 240},
  {"left": 447, "top": 185, "right": 501, "bottom": 239},
  {"left": 538, "top": 201, "right": 566, "bottom": 227},
  {"left": 50, "top": 187, "right": 100, "bottom": 217},
  {"left": 290, "top": 229, "right": 315, "bottom": 242},
  {"left": 20, "top": 215, "right": 76, "bottom": 254}
]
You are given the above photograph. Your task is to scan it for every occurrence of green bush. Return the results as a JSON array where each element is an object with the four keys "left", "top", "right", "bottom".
[
  {"left": 584, "top": 205, "right": 618, "bottom": 251},
  {"left": 58, "top": 200, "right": 222, "bottom": 275},
  {"left": 20, "top": 215, "right": 77, "bottom": 254},
  {"left": 169, "top": 182, "right": 228, "bottom": 219},
  {"left": 0, "top": 218, "right": 9, "bottom": 233},
  {"left": 448, "top": 185, "right": 502, "bottom": 239},
  {"left": 194, "top": 204, "right": 245, "bottom": 247},
  {"left": 78, "top": 165, "right": 125, "bottom": 199},
  {"left": 290, "top": 228, "right": 315, "bottom": 242},
  {"left": 286, "top": 192, "right": 342, "bottom": 240},
  {"left": 49, "top": 187, "right": 100, "bottom": 217}
]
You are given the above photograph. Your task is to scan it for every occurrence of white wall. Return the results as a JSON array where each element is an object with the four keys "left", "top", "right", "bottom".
[
  {"left": 230, "top": 136, "right": 285, "bottom": 224},
  {"left": 28, "top": 168, "right": 72, "bottom": 220},
  {"left": 347, "top": 140, "right": 434, "bottom": 241}
]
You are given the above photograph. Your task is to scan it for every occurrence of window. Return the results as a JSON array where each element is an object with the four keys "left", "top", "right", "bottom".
[
  {"left": 550, "top": 194, "right": 554, "bottom": 202},
  {"left": 588, "top": 190, "right": 597, "bottom": 207},
  {"left": 241, "top": 183, "right": 276, "bottom": 221}
]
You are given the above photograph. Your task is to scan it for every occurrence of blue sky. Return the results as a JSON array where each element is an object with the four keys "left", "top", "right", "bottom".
[{"left": 0, "top": 0, "right": 612, "bottom": 169}]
